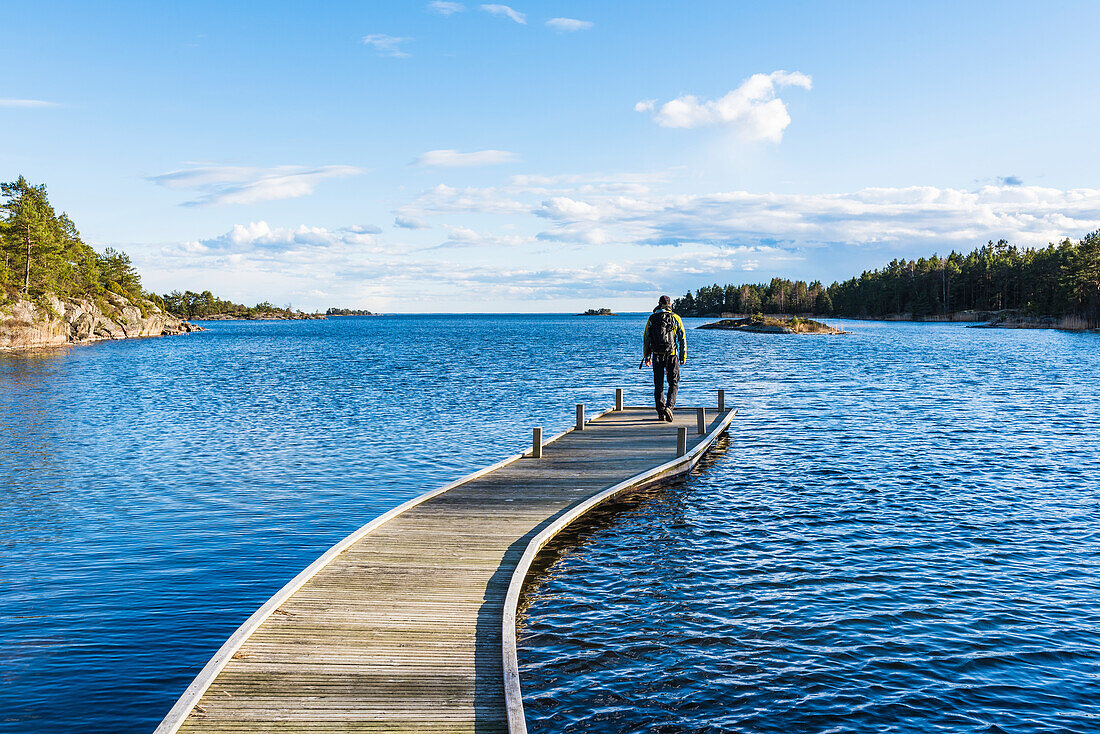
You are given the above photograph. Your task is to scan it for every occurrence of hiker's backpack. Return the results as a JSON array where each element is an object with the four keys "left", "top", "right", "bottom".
[{"left": 649, "top": 311, "right": 677, "bottom": 353}]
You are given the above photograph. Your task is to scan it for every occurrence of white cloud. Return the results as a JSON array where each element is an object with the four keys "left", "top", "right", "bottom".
[
  {"left": 401, "top": 175, "right": 1100, "bottom": 251},
  {"left": 151, "top": 220, "right": 665, "bottom": 309},
  {"left": 434, "top": 224, "right": 529, "bottom": 248},
  {"left": 537, "top": 196, "right": 603, "bottom": 221},
  {"left": 546, "top": 17, "right": 593, "bottom": 31},
  {"left": 480, "top": 4, "right": 526, "bottom": 24},
  {"left": 149, "top": 173, "right": 1100, "bottom": 311},
  {"left": 0, "top": 98, "right": 59, "bottom": 108},
  {"left": 362, "top": 34, "right": 413, "bottom": 58},
  {"left": 346, "top": 224, "right": 383, "bottom": 235},
  {"left": 429, "top": 1, "right": 465, "bottom": 14},
  {"left": 174, "top": 221, "right": 383, "bottom": 256},
  {"left": 149, "top": 164, "right": 363, "bottom": 206},
  {"left": 394, "top": 216, "right": 431, "bottom": 230},
  {"left": 413, "top": 149, "right": 519, "bottom": 167},
  {"left": 639, "top": 70, "right": 812, "bottom": 142}
]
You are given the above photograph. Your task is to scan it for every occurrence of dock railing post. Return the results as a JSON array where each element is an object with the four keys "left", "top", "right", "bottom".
[
  {"left": 697, "top": 407, "right": 706, "bottom": 435},
  {"left": 615, "top": 388, "right": 623, "bottom": 411},
  {"left": 718, "top": 389, "right": 725, "bottom": 412},
  {"left": 576, "top": 404, "right": 585, "bottom": 430},
  {"left": 676, "top": 426, "right": 687, "bottom": 457},
  {"left": 532, "top": 427, "right": 542, "bottom": 458}
]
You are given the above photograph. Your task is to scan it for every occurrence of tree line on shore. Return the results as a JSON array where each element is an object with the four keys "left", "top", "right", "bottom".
[
  {"left": 0, "top": 177, "right": 315, "bottom": 319},
  {"left": 159, "top": 290, "right": 305, "bottom": 320},
  {"left": 673, "top": 232, "right": 1100, "bottom": 326},
  {"left": 0, "top": 177, "right": 145, "bottom": 309}
]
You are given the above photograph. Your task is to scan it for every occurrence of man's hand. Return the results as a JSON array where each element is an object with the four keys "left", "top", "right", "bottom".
[
  {"left": 679, "top": 356, "right": 686, "bottom": 366},
  {"left": 644, "top": 357, "right": 651, "bottom": 367}
]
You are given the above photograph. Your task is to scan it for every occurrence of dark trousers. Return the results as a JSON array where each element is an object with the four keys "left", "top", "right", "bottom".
[{"left": 652, "top": 352, "right": 679, "bottom": 412}]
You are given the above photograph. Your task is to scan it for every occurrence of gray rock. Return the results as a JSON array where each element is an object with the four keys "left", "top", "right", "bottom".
[{"left": 0, "top": 293, "right": 204, "bottom": 351}]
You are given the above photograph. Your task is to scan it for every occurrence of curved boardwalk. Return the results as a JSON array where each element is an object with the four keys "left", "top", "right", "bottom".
[{"left": 159, "top": 403, "right": 734, "bottom": 734}]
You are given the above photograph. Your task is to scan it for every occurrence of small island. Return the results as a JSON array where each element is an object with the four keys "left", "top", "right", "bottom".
[
  {"left": 196, "top": 308, "right": 325, "bottom": 321},
  {"left": 326, "top": 308, "right": 376, "bottom": 316},
  {"left": 698, "top": 315, "right": 848, "bottom": 334},
  {"left": 579, "top": 307, "right": 616, "bottom": 316}
]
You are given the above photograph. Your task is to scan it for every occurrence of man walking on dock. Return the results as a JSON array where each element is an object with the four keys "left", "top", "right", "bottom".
[{"left": 643, "top": 295, "right": 687, "bottom": 422}]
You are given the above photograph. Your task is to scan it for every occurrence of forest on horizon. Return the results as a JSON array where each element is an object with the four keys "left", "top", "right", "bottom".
[{"left": 673, "top": 233, "right": 1100, "bottom": 326}]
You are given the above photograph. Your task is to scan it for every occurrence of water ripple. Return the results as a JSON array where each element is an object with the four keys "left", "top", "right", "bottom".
[
  {"left": 2, "top": 317, "right": 1098, "bottom": 732},
  {"left": 518, "top": 320, "right": 1100, "bottom": 733}
]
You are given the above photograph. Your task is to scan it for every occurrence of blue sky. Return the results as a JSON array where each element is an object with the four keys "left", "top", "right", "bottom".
[{"left": 4, "top": 1, "right": 1099, "bottom": 311}]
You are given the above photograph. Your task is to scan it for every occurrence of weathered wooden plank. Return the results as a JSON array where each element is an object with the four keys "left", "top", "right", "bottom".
[{"left": 160, "top": 405, "right": 735, "bottom": 734}]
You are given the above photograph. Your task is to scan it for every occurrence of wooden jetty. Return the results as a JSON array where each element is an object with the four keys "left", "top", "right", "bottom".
[{"left": 157, "top": 391, "right": 735, "bottom": 734}]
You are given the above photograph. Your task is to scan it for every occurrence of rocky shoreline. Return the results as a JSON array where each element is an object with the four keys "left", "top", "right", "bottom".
[
  {"left": 196, "top": 311, "right": 325, "bottom": 321},
  {"left": 843, "top": 310, "right": 1094, "bottom": 330},
  {"left": 967, "top": 312, "right": 1093, "bottom": 330},
  {"left": 0, "top": 293, "right": 202, "bottom": 351}
]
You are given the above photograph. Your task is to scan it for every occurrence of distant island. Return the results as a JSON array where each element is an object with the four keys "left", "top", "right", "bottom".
[
  {"left": 160, "top": 291, "right": 325, "bottom": 321},
  {"left": 580, "top": 307, "right": 616, "bottom": 316},
  {"left": 673, "top": 233, "right": 1100, "bottom": 331},
  {"left": 699, "top": 315, "right": 847, "bottom": 335},
  {"left": 326, "top": 308, "right": 375, "bottom": 316},
  {"left": 0, "top": 177, "right": 201, "bottom": 350}
]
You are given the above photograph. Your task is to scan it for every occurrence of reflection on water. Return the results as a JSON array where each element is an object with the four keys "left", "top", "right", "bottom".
[{"left": 1, "top": 316, "right": 1098, "bottom": 733}]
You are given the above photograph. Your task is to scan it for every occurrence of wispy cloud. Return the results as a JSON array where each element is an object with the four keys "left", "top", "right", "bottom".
[
  {"left": 429, "top": 1, "right": 465, "bottom": 14},
  {"left": 412, "top": 149, "right": 519, "bottom": 167},
  {"left": 153, "top": 221, "right": 667, "bottom": 307},
  {"left": 150, "top": 164, "right": 364, "bottom": 207},
  {"left": 0, "top": 98, "right": 59, "bottom": 108},
  {"left": 546, "top": 17, "right": 593, "bottom": 31},
  {"left": 150, "top": 171, "right": 1100, "bottom": 311},
  {"left": 362, "top": 33, "right": 413, "bottom": 58},
  {"left": 480, "top": 4, "right": 526, "bottom": 24},
  {"left": 420, "top": 224, "right": 530, "bottom": 250},
  {"left": 998, "top": 175, "right": 1024, "bottom": 187},
  {"left": 638, "top": 70, "right": 812, "bottom": 142}
]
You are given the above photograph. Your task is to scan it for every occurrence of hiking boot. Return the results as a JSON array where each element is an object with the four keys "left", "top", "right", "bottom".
[{"left": 663, "top": 407, "right": 674, "bottom": 422}]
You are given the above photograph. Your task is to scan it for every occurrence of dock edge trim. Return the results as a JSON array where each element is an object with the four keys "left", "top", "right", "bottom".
[
  {"left": 501, "top": 407, "right": 737, "bottom": 734},
  {"left": 154, "top": 407, "right": 616, "bottom": 733}
]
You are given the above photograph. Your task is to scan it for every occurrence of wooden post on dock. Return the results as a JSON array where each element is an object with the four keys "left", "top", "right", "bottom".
[
  {"left": 676, "top": 426, "right": 687, "bottom": 456},
  {"left": 615, "top": 388, "right": 623, "bottom": 411},
  {"left": 697, "top": 407, "right": 706, "bottom": 435},
  {"left": 718, "top": 389, "right": 725, "bottom": 412},
  {"left": 532, "top": 428, "right": 542, "bottom": 458},
  {"left": 576, "top": 404, "right": 585, "bottom": 430}
]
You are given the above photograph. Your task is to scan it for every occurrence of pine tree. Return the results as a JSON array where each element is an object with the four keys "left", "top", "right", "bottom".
[
  {"left": 1067, "top": 230, "right": 1100, "bottom": 325},
  {"left": 0, "top": 177, "right": 63, "bottom": 295}
]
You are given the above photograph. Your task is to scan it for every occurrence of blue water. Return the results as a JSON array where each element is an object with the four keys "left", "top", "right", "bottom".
[{"left": 1, "top": 316, "right": 1097, "bottom": 733}]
